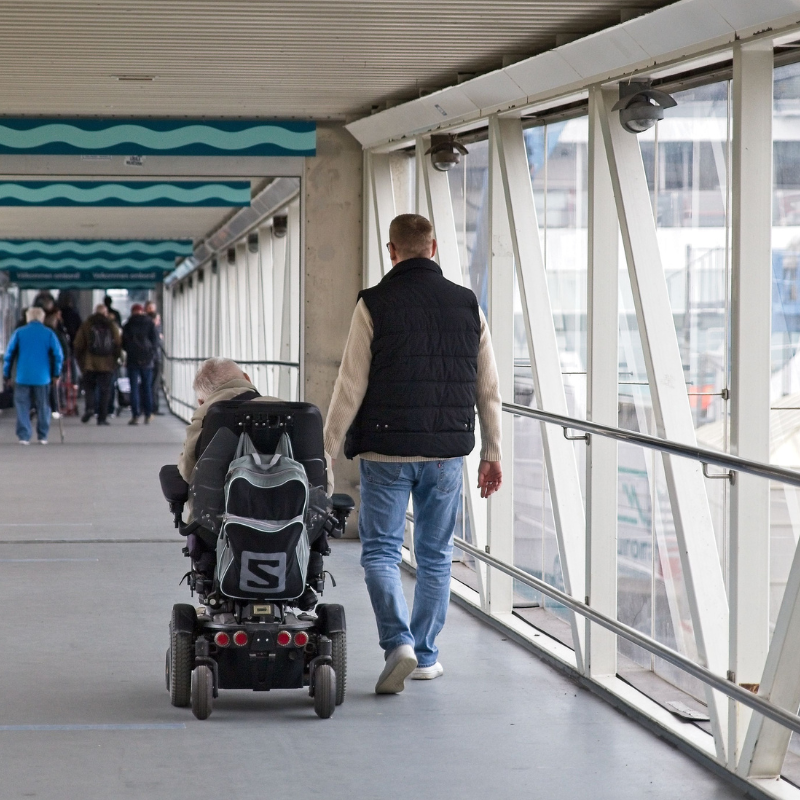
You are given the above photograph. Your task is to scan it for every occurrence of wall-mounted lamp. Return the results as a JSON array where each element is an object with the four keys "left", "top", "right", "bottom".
[
  {"left": 425, "top": 134, "right": 468, "bottom": 172},
  {"left": 273, "top": 215, "right": 288, "bottom": 238},
  {"left": 247, "top": 231, "right": 259, "bottom": 253},
  {"left": 612, "top": 79, "right": 677, "bottom": 134}
]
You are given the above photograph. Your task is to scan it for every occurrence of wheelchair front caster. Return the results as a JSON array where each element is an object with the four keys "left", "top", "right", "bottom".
[
  {"left": 313, "top": 664, "right": 336, "bottom": 719},
  {"left": 191, "top": 665, "right": 214, "bottom": 720}
]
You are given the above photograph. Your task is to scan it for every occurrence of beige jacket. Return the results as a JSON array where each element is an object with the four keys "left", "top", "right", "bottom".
[
  {"left": 324, "top": 299, "right": 502, "bottom": 463},
  {"left": 177, "top": 379, "right": 277, "bottom": 482}
]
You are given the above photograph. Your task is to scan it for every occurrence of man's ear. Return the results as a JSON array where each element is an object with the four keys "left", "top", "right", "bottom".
[
  {"left": 430, "top": 239, "right": 438, "bottom": 259},
  {"left": 242, "top": 371, "right": 252, "bottom": 383},
  {"left": 198, "top": 398, "right": 205, "bottom": 405}
]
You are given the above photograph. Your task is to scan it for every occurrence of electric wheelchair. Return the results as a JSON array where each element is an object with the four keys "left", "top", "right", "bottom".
[{"left": 159, "top": 399, "right": 354, "bottom": 720}]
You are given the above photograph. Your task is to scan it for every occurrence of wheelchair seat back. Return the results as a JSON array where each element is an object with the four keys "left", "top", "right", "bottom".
[{"left": 197, "top": 400, "right": 327, "bottom": 491}]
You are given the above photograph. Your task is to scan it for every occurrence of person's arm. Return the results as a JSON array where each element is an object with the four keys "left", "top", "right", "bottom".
[
  {"left": 3, "top": 330, "right": 18, "bottom": 380},
  {"left": 50, "top": 331, "right": 64, "bottom": 378},
  {"left": 323, "top": 299, "right": 374, "bottom": 459},
  {"left": 112, "top": 323, "right": 123, "bottom": 359},
  {"left": 475, "top": 307, "right": 503, "bottom": 497},
  {"left": 73, "top": 323, "right": 86, "bottom": 362}
]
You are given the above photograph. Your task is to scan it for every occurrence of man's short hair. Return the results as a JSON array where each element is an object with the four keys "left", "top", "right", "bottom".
[
  {"left": 26, "top": 307, "right": 45, "bottom": 323},
  {"left": 193, "top": 357, "right": 245, "bottom": 401},
  {"left": 94, "top": 303, "right": 108, "bottom": 316},
  {"left": 389, "top": 214, "right": 434, "bottom": 258}
]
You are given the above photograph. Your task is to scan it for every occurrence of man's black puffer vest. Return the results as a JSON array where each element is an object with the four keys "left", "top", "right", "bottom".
[{"left": 344, "top": 257, "right": 480, "bottom": 459}]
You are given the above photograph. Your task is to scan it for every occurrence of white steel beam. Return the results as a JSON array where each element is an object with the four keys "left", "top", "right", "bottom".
[
  {"left": 493, "top": 115, "right": 586, "bottom": 671},
  {"left": 363, "top": 152, "right": 382, "bottom": 289},
  {"left": 487, "top": 120, "right": 515, "bottom": 617},
  {"left": 279, "top": 199, "right": 301, "bottom": 400},
  {"left": 585, "top": 86, "right": 620, "bottom": 678},
  {"left": 740, "top": 529, "right": 800, "bottom": 777},
  {"left": 421, "top": 135, "right": 488, "bottom": 610},
  {"left": 599, "top": 87, "right": 729, "bottom": 760},
  {"left": 729, "top": 40, "right": 774, "bottom": 767},
  {"left": 370, "top": 152, "right": 396, "bottom": 278}
]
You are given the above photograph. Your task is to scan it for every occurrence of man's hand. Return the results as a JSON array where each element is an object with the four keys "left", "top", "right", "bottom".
[{"left": 477, "top": 460, "right": 502, "bottom": 499}]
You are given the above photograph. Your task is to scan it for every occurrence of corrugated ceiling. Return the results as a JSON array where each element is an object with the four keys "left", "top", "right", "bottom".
[{"left": 0, "top": 1, "right": 677, "bottom": 119}]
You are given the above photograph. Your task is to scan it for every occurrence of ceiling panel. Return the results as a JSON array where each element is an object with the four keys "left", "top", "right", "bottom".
[{"left": 0, "top": 1, "right": 679, "bottom": 119}]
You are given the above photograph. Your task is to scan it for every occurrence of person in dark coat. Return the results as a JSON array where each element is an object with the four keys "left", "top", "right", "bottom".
[
  {"left": 73, "top": 304, "right": 122, "bottom": 425},
  {"left": 122, "top": 303, "right": 158, "bottom": 425}
]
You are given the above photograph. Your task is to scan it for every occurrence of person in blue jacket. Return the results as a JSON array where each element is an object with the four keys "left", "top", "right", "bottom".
[{"left": 3, "top": 306, "right": 64, "bottom": 445}]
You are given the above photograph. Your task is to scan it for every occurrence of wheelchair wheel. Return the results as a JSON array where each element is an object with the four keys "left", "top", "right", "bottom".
[
  {"left": 191, "top": 666, "right": 214, "bottom": 720},
  {"left": 331, "top": 631, "right": 347, "bottom": 705},
  {"left": 313, "top": 664, "right": 336, "bottom": 719},
  {"left": 169, "top": 604, "right": 195, "bottom": 708}
]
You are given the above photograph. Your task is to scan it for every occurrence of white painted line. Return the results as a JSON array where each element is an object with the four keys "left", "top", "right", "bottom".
[
  {"left": 0, "top": 523, "right": 93, "bottom": 527},
  {"left": 0, "top": 724, "right": 186, "bottom": 731},
  {"left": 0, "top": 558, "right": 99, "bottom": 563}
]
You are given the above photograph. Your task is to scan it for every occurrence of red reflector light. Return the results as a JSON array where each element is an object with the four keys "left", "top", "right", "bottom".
[
  {"left": 277, "top": 630, "right": 292, "bottom": 646},
  {"left": 214, "top": 631, "right": 230, "bottom": 647},
  {"left": 294, "top": 631, "right": 309, "bottom": 647},
  {"left": 233, "top": 631, "right": 248, "bottom": 647}
]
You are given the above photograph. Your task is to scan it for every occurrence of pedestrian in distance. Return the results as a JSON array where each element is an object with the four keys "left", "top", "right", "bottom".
[
  {"left": 73, "top": 303, "right": 122, "bottom": 426},
  {"left": 2, "top": 306, "right": 64, "bottom": 445},
  {"left": 122, "top": 303, "right": 158, "bottom": 425},
  {"left": 145, "top": 300, "right": 165, "bottom": 415},
  {"left": 103, "top": 294, "right": 122, "bottom": 327},
  {"left": 324, "top": 213, "right": 503, "bottom": 695}
]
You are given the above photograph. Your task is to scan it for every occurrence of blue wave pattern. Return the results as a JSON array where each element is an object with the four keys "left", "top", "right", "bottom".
[
  {"left": 0, "top": 239, "right": 193, "bottom": 258},
  {"left": 0, "top": 120, "right": 316, "bottom": 156},
  {"left": 0, "top": 258, "right": 173, "bottom": 270},
  {"left": 0, "top": 181, "right": 251, "bottom": 207}
]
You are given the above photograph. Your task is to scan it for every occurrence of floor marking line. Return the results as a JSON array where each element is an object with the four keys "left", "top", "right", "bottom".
[
  {"left": 0, "top": 538, "right": 183, "bottom": 544},
  {"left": 0, "top": 558, "right": 99, "bottom": 563},
  {"left": 0, "top": 523, "right": 93, "bottom": 527},
  {"left": 0, "top": 723, "right": 186, "bottom": 731}
]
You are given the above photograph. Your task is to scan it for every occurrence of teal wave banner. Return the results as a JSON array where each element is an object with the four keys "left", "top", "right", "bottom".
[
  {"left": 0, "top": 258, "right": 176, "bottom": 270},
  {"left": 5, "top": 267, "right": 167, "bottom": 288},
  {"left": 0, "top": 239, "right": 193, "bottom": 260},
  {"left": 0, "top": 119, "right": 316, "bottom": 156},
  {"left": 0, "top": 181, "right": 250, "bottom": 207}
]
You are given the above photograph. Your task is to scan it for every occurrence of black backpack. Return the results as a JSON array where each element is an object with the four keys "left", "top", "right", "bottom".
[
  {"left": 127, "top": 328, "right": 154, "bottom": 366},
  {"left": 89, "top": 323, "right": 114, "bottom": 357}
]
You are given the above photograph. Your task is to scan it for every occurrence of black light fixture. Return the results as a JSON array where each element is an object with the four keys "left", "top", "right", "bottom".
[
  {"left": 247, "top": 231, "right": 259, "bottom": 253},
  {"left": 612, "top": 79, "right": 677, "bottom": 134},
  {"left": 425, "top": 134, "right": 468, "bottom": 172},
  {"left": 273, "top": 215, "right": 288, "bottom": 238},
  {"left": 211, "top": 256, "right": 218, "bottom": 275},
  {"left": 227, "top": 247, "right": 236, "bottom": 265}
]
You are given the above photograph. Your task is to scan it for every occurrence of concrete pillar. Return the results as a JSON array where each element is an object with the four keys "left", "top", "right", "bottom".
[{"left": 303, "top": 123, "right": 363, "bottom": 533}]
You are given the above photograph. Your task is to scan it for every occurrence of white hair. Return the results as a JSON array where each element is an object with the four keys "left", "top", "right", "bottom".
[
  {"left": 193, "top": 357, "right": 245, "bottom": 401},
  {"left": 26, "top": 307, "right": 45, "bottom": 323}
]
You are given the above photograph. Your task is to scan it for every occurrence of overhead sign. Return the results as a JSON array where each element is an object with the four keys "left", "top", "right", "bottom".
[
  {"left": 4, "top": 267, "right": 168, "bottom": 289},
  {"left": 0, "top": 181, "right": 250, "bottom": 206},
  {"left": 0, "top": 239, "right": 194, "bottom": 260},
  {"left": 0, "top": 119, "right": 316, "bottom": 157}
]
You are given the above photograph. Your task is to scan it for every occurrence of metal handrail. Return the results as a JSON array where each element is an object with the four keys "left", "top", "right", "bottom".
[
  {"left": 162, "top": 353, "right": 299, "bottom": 368},
  {"left": 504, "top": 401, "right": 800, "bottom": 488},
  {"left": 452, "top": 535, "right": 800, "bottom": 738}
]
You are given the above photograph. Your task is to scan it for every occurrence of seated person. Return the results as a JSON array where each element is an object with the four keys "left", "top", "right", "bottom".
[{"left": 178, "top": 357, "right": 279, "bottom": 483}]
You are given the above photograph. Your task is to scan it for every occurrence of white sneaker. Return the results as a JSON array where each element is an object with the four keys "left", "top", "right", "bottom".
[
  {"left": 39, "top": 439, "right": 48, "bottom": 445},
  {"left": 18, "top": 440, "right": 29, "bottom": 446},
  {"left": 411, "top": 662, "right": 444, "bottom": 680},
  {"left": 51, "top": 412, "right": 60, "bottom": 420},
  {"left": 375, "top": 644, "right": 417, "bottom": 694}
]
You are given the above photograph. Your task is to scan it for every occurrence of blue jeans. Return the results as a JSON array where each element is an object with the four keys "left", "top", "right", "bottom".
[
  {"left": 128, "top": 365, "right": 153, "bottom": 418},
  {"left": 14, "top": 383, "right": 51, "bottom": 442},
  {"left": 359, "top": 458, "right": 463, "bottom": 668}
]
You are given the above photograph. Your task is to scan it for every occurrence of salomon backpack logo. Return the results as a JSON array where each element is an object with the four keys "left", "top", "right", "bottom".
[{"left": 239, "top": 551, "right": 286, "bottom": 593}]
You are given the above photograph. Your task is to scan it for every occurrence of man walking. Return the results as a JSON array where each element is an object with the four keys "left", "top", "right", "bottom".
[
  {"left": 122, "top": 303, "right": 158, "bottom": 425},
  {"left": 324, "top": 213, "right": 502, "bottom": 695},
  {"left": 73, "top": 303, "right": 121, "bottom": 426},
  {"left": 145, "top": 300, "right": 165, "bottom": 415},
  {"left": 3, "top": 306, "right": 63, "bottom": 445}
]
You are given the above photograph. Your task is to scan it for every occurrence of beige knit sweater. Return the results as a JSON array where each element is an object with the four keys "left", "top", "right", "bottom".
[{"left": 324, "top": 299, "right": 502, "bottom": 463}]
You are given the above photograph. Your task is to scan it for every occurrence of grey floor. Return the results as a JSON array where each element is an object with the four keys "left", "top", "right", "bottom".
[{"left": 0, "top": 407, "right": 742, "bottom": 800}]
